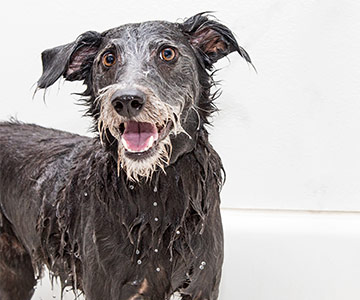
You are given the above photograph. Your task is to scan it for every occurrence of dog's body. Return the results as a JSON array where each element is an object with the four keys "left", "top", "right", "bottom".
[{"left": 0, "top": 14, "right": 251, "bottom": 300}]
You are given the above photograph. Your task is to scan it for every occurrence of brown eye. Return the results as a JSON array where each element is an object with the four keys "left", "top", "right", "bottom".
[
  {"left": 160, "top": 47, "right": 177, "bottom": 62},
  {"left": 102, "top": 53, "right": 116, "bottom": 67}
]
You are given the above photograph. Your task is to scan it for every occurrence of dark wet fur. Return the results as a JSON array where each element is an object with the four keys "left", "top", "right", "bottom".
[{"left": 0, "top": 13, "right": 251, "bottom": 300}]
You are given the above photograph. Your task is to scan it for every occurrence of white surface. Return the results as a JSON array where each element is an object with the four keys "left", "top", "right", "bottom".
[
  {"left": 220, "top": 209, "right": 360, "bottom": 300},
  {"left": 211, "top": 0, "right": 360, "bottom": 211},
  {"left": 1, "top": 0, "right": 359, "bottom": 211}
]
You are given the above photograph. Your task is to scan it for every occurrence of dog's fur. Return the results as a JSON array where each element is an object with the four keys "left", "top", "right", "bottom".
[{"left": 0, "top": 13, "right": 251, "bottom": 300}]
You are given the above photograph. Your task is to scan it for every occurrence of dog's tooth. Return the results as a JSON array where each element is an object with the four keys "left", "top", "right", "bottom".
[
  {"left": 121, "top": 137, "right": 130, "bottom": 150},
  {"left": 138, "top": 136, "right": 155, "bottom": 153},
  {"left": 148, "top": 135, "right": 154, "bottom": 148}
]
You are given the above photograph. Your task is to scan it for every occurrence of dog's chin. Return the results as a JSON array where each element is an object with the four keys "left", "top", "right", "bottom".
[{"left": 116, "top": 120, "right": 174, "bottom": 181}]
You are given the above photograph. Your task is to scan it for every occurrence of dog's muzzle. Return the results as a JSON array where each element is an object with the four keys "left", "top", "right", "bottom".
[{"left": 107, "top": 88, "right": 173, "bottom": 158}]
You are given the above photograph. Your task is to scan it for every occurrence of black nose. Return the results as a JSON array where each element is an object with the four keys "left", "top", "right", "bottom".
[{"left": 111, "top": 89, "right": 146, "bottom": 117}]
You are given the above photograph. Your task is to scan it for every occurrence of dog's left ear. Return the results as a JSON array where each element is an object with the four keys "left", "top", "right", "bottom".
[
  {"left": 181, "top": 13, "right": 252, "bottom": 69},
  {"left": 38, "top": 31, "right": 102, "bottom": 89}
]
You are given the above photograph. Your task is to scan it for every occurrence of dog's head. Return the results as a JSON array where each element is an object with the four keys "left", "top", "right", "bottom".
[{"left": 38, "top": 13, "right": 252, "bottom": 181}]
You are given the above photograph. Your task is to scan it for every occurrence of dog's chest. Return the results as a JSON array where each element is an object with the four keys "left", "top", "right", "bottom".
[
  {"left": 84, "top": 170, "right": 205, "bottom": 255},
  {"left": 68, "top": 170, "right": 212, "bottom": 289}
]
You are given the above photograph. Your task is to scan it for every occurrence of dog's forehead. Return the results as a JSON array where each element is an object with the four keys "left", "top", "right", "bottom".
[{"left": 101, "top": 21, "right": 187, "bottom": 46}]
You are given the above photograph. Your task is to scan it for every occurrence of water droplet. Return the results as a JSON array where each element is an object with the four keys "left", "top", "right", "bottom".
[
  {"left": 131, "top": 279, "right": 140, "bottom": 286},
  {"left": 137, "top": 259, "right": 142, "bottom": 265},
  {"left": 156, "top": 267, "right": 160, "bottom": 272},
  {"left": 154, "top": 248, "right": 159, "bottom": 253},
  {"left": 154, "top": 217, "right": 159, "bottom": 222},
  {"left": 199, "top": 223, "right": 204, "bottom": 235},
  {"left": 199, "top": 265, "right": 204, "bottom": 270},
  {"left": 176, "top": 230, "right": 180, "bottom": 235},
  {"left": 201, "top": 261, "right": 206, "bottom": 265},
  {"left": 153, "top": 186, "right": 158, "bottom": 192},
  {"left": 153, "top": 202, "right": 158, "bottom": 207},
  {"left": 84, "top": 192, "right": 88, "bottom": 197},
  {"left": 135, "top": 249, "right": 140, "bottom": 255},
  {"left": 129, "top": 185, "right": 134, "bottom": 190}
]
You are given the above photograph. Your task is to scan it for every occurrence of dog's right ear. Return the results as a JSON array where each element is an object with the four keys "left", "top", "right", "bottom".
[{"left": 37, "top": 31, "right": 102, "bottom": 89}]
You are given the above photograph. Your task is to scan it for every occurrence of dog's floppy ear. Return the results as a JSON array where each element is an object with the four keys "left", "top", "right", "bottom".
[
  {"left": 38, "top": 31, "right": 102, "bottom": 89},
  {"left": 181, "top": 13, "right": 253, "bottom": 69}
]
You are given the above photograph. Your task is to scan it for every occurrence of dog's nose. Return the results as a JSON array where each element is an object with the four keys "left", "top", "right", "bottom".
[{"left": 111, "top": 89, "right": 146, "bottom": 118}]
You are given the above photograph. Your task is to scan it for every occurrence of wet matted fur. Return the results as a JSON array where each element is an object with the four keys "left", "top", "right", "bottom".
[{"left": 0, "top": 13, "right": 252, "bottom": 300}]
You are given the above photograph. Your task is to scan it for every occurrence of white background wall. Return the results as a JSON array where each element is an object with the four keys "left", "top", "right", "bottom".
[{"left": 1, "top": 0, "right": 360, "bottom": 299}]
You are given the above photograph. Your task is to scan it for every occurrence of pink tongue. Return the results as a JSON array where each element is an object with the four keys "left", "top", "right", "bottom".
[{"left": 122, "top": 121, "right": 158, "bottom": 152}]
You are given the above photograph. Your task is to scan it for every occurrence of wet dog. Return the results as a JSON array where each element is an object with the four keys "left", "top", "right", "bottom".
[{"left": 0, "top": 13, "right": 251, "bottom": 300}]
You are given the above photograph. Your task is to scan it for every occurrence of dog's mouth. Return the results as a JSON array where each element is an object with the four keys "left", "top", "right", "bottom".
[{"left": 119, "top": 121, "right": 173, "bottom": 158}]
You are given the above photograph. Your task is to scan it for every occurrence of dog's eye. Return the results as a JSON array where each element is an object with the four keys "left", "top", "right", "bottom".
[
  {"left": 160, "top": 47, "right": 177, "bottom": 62},
  {"left": 102, "top": 53, "right": 116, "bottom": 67}
]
